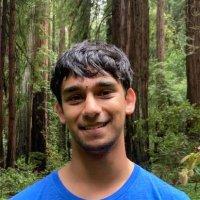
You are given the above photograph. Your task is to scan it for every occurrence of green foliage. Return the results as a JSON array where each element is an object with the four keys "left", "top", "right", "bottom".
[
  {"left": 178, "top": 183, "right": 200, "bottom": 200},
  {"left": 0, "top": 158, "right": 43, "bottom": 199},
  {"left": 90, "top": 0, "right": 108, "bottom": 41},
  {"left": 46, "top": 95, "right": 69, "bottom": 171},
  {"left": 149, "top": 102, "right": 200, "bottom": 182},
  {"left": 2, "top": 0, "right": 199, "bottom": 199}
]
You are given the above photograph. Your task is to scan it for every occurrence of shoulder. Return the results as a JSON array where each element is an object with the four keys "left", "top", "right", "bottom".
[
  {"left": 128, "top": 165, "right": 190, "bottom": 200},
  {"left": 10, "top": 171, "right": 57, "bottom": 200}
]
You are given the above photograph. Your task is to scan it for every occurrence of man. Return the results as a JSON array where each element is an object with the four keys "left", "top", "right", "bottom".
[{"left": 12, "top": 41, "right": 190, "bottom": 200}]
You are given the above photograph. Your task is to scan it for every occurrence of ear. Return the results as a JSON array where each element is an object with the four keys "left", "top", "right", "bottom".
[
  {"left": 54, "top": 103, "right": 66, "bottom": 124},
  {"left": 125, "top": 88, "right": 136, "bottom": 115}
]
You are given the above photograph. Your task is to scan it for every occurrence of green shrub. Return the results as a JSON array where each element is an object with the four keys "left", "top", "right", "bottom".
[{"left": 0, "top": 158, "right": 43, "bottom": 199}]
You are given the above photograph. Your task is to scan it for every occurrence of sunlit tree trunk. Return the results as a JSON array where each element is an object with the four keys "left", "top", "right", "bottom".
[
  {"left": 52, "top": 0, "right": 56, "bottom": 52},
  {"left": 22, "top": 7, "right": 34, "bottom": 164},
  {"left": 6, "top": 0, "right": 16, "bottom": 168},
  {"left": 154, "top": 0, "right": 166, "bottom": 153},
  {"left": 186, "top": 0, "right": 200, "bottom": 106},
  {"left": 155, "top": 0, "right": 167, "bottom": 107},
  {"left": 0, "top": 0, "right": 7, "bottom": 168},
  {"left": 58, "top": 26, "right": 66, "bottom": 58},
  {"left": 31, "top": 0, "right": 49, "bottom": 171},
  {"left": 112, "top": 0, "right": 149, "bottom": 168}
]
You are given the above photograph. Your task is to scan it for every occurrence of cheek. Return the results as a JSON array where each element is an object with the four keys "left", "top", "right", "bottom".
[
  {"left": 108, "top": 100, "right": 126, "bottom": 121},
  {"left": 62, "top": 106, "right": 79, "bottom": 125}
]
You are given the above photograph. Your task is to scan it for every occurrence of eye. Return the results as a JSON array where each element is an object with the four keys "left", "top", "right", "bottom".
[
  {"left": 98, "top": 90, "right": 113, "bottom": 99},
  {"left": 66, "top": 94, "right": 84, "bottom": 105}
]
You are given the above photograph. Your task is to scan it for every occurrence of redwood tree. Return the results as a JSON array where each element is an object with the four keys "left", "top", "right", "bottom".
[
  {"left": 111, "top": 0, "right": 149, "bottom": 168},
  {"left": 186, "top": 0, "right": 200, "bottom": 106},
  {"left": 31, "top": 0, "right": 49, "bottom": 171},
  {"left": 58, "top": 26, "right": 66, "bottom": 58},
  {"left": 154, "top": 0, "right": 166, "bottom": 153},
  {"left": 155, "top": 0, "right": 166, "bottom": 107},
  {"left": 0, "top": 0, "right": 8, "bottom": 168},
  {"left": 6, "top": 0, "right": 16, "bottom": 168}
]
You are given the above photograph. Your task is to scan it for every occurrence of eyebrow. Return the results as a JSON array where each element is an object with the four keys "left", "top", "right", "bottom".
[
  {"left": 62, "top": 81, "right": 116, "bottom": 95},
  {"left": 96, "top": 81, "right": 116, "bottom": 88}
]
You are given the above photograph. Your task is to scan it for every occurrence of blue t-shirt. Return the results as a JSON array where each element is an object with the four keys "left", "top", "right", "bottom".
[{"left": 11, "top": 164, "right": 190, "bottom": 200}]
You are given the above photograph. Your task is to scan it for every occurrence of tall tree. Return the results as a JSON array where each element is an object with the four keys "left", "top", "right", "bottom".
[
  {"left": 31, "top": 0, "right": 49, "bottom": 171},
  {"left": 51, "top": 0, "right": 56, "bottom": 52},
  {"left": 6, "top": 0, "right": 16, "bottom": 168},
  {"left": 155, "top": 0, "right": 166, "bottom": 106},
  {"left": 154, "top": 0, "right": 166, "bottom": 153},
  {"left": 0, "top": 0, "right": 7, "bottom": 168},
  {"left": 186, "top": 0, "right": 200, "bottom": 106},
  {"left": 58, "top": 26, "right": 66, "bottom": 57},
  {"left": 111, "top": 0, "right": 149, "bottom": 168}
]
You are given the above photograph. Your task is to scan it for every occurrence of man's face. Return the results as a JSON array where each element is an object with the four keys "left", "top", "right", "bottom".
[{"left": 56, "top": 73, "right": 136, "bottom": 154}]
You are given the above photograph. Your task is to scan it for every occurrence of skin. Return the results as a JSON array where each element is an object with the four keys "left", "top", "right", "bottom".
[{"left": 56, "top": 72, "right": 136, "bottom": 199}]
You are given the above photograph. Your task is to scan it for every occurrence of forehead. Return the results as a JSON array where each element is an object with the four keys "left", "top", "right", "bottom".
[{"left": 61, "top": 73, "right": 121, "bottom": 92}]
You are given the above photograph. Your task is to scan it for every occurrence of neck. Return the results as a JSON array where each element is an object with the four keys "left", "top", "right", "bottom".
[
  {"left": 58, "top": 134, "right": 134, "bottom": 199},
  {"left": 66, "top": 134, "right": 133, "bottom": 184}
]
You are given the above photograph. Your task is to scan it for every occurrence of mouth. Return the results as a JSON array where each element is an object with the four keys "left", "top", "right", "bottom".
[{"left": 79, "top": 120, "right": 110, "bottom": 131}]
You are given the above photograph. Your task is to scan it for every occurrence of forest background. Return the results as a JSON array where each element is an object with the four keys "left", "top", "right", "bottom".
[{"left": 0, "top": 0, "right": 200, "bottom": 199}]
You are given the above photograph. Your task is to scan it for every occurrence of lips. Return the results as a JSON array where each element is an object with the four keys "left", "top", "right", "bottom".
[{"left": 79, "top": 121, "right": 110, "bottom": 130}]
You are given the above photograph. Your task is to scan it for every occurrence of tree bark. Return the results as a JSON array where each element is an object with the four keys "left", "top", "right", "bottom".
[
  {"left": 6, "top": 0, "right": 16, "bottom": 168},
  {"left": 58, "top": 26, "right": 66, "bottom": 58},
  {"left": 186, "top": 0, "right": 200, "bottom": 141},
  {"left": 154, "top": 0, "right": 166, "bottom": 153},
  {"left": 31, "top": 1, "right": 49, "bottom": 171},
  {"left": 186, "top": 0, "right": 200, "bottom": 106},
  {"left": 112, "top": 0, "right": 149, "bottom": 168},
  {"left": 0, "top": 0, "right": 7, "bottom": 168},
  {"left": 52, "top": 0, "right": 56, "bottom": 52}
]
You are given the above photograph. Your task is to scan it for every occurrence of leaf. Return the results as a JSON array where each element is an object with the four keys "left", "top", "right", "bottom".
[{"left": 180, "top": 154, "right": 193, "bottom": 163}]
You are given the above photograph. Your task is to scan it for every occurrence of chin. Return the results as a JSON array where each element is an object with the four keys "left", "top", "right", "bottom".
[
  {"left": 84, "top": 144, "right": 112, "bottom": 154},
  {"left": 80, "top": 140, "right": 116, "bottom": 155}
]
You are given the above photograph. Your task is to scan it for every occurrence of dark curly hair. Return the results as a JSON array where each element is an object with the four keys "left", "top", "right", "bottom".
[{"left": 50, "top": 41, "right": 133, "bottom": 104}]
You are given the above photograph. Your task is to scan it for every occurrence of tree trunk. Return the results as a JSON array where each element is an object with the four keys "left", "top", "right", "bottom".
[
  {"left": 112, "top": 0, "right": 149, "bottom": 168},
  {"left": 0, "top": 0, "right": 7, "bottom": 168},
  {"left": 52, "top": 0, "right": 56, "bottom": 52},
  {"left": 154, "top": 0, "right": 166, "bottom": 154},
  {"left": 186, "top": 1, "right": 200, "bottom": 141},
  {"left": 155, "top": 0, "right": 166, "bottom": 106},
  {"left": 6, "top": 0, "right": 16, "bottom": 168},
  {"left": 186, "top": 0, "right": 200, "bottom": 106},
  {"left": 26, "top": 8, "right": 34, "bottom": 163},
  {"left": 58, "top": 26, "right": 66, "bottom": 58},
  {"left": 31, "top": 1, "right": 49, "bottom": 171},
  {"left": 0, "top": 0, "right": 3, "bottom": 168}
]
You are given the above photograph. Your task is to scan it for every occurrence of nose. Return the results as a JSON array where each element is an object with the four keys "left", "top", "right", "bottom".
[{"left": 82, "top": 94, "right": 101, "bottom": 121}]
